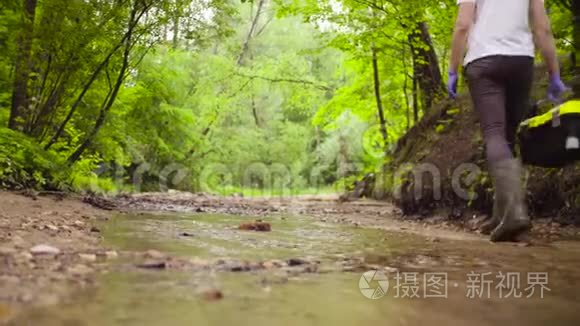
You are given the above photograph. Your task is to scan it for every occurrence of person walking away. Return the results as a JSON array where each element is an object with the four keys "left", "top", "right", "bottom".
[{"left": 447, "top": 0, "right": 568, "bottom": 242}]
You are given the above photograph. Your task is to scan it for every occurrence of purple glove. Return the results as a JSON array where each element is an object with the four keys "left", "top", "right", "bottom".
[
  {"left": 448, "top": 71, "right": 458, "bottom": 99},
  {"left": 548, "top": 74, "right": 568, "bottom": 103}
]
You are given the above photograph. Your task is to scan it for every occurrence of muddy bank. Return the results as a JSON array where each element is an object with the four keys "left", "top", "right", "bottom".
[{"left": 382, "top": 67, "right": 580, "bottom": 224}]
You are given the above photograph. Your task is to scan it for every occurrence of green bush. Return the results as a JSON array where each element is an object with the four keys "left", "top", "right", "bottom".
[{"left": 0, "top": 127, "right": 70, "bottom": 190}]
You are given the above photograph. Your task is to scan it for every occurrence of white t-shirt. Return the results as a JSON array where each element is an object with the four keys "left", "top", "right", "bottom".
[{"left": 458, "top": 0, "right": 536, "bottom": 65}]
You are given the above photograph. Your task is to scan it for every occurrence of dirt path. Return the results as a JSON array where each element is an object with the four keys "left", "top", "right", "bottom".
[{"left": 0, "top": 191, "right": 115, "bottom": 319}]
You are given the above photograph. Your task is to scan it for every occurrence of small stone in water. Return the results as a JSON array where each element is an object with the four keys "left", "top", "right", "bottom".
[
  {"left": 201, "top": 289, "right": 223, "bottom": 301},
  {"left": 287, "top": 258, "right": 308, "bottom": 266},
  {"left": 137, "top": 261, "right": 167, "bottom": 269},
  {"left": 30, "top": 244, "right": 60, "bottom": 255},
  {"left": 239, "top": 221, "right": 271, "bottom": 232},
  {"left": 262, "top": 260, "right": 284, "bottom": 269}
]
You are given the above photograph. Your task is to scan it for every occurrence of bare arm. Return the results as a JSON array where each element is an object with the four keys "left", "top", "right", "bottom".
[
  {"left": 449, "top": 2, "right": 476, "bottom": 73},
  {"left": 530, "top": 0, "right": 560, "bottom": 76}
]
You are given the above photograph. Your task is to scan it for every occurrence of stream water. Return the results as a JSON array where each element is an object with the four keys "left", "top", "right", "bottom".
[{"left": 10, "top": 212, "right": 580, "bottom": 325}]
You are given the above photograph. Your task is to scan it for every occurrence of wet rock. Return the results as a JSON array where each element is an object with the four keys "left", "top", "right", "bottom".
[
  {"left": 287, "top": 258, "right": 308, "bottom": 266},
  {"left": 227, "top": 261, "right": 251, "bottom": 272},
  {"left": 201, "top": 289, "right": 223, "bottom": 301},
  {"left": 262, "top": 260, "right": 285, "bottom": 269},
  {"left": 301, "top": 264, "right": 318, "bottom": 273},
  {"left": 137, "top": 261, "right": 167, "bottom": 269},
  {"left": 30, "top": 244, "right": 60, "bottom": 255},
  {"left": 44, "top": 224, "right": 59, "bottom": 231},
  {"left": 79, "top": 253, "right": 97, "bottom": 262},
  {"left": 238, "top": 221, "right": 271, "bottom": 232}
]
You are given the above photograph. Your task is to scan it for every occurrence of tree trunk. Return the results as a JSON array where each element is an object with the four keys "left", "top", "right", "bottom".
[
  {"left": 44, "top": 4, "right": 148, "bottom": 151},
  {"left": 44, "top": 36, "right": 128, "bottom": 150},
  {"left": 572, "top": 0, "right": 580, "bottom": 96},
  {"left": 172, "top": 13, "right": 180, "bottom": 49},
  {"left": 237, "top": 0, "right": 266, "bottom": 66},
  {"left": 371, "top": 46, "right": 389, "bottom": 154},
  {"left": 251, "top": 96, "right": 261, "bottom": 127},
  {"left": 408, "top": 22, "right": 445, "bottom": 111},
  {"left": 402, "top": 43, "right": 411, "bottom": 131},
  {"left": 67, "top": 3, "right": 140, "bottom": 164},
  {"left": 9, "top": 0, "right": 37, "bottom": 130},
  {"left": 412, "top": 70, "right": 419, "bottom": 123}
]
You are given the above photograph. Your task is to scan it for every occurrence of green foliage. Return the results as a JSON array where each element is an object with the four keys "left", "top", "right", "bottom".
[
  {"left": 0, "top": 0, "right": 577, "bottom": 196},
  {"left": 0, "top": 127, "right": 67, "bottom": 189}
]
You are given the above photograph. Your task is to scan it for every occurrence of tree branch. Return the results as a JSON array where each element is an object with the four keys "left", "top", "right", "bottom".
[{"left": 234, "top": 72, "right": 332, "bottom": 91}]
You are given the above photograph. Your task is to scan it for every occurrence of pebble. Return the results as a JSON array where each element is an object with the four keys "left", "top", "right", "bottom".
[
  {"left": 287, "top": 258, "right": 308, "bottom": 266},
  {"left": 73, "top": 220, "right": 84, "bottom": 227},
  {"left": 137, "top": 261, "right": 167, "bottom": 269},
  {"left": 44, "top": 225, "right": 59, "bottom": 231},
  {"left": 30, "top": 244, "right": 60, "bottom": 255},
  {"left": 201, "top": 289, "right": 223, "bottom": 301},
  {"left": 79, "top": 253, "right": 97, "bottom": 262},
  {"left": 262, "top": 260, "right": 284, "bottom": 269}
]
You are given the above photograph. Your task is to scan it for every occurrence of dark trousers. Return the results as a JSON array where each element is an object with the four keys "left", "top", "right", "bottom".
[{"left": 465, "top": 55, "right": 534, "bottom": 164}]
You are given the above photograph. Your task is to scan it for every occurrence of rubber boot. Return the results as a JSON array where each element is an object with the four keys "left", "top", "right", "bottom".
[
  {"left": 489, "top": 159, "right": 531, "bottom": 242},
  {"left": 479, "top": 200, "right": 499, "bottom": 235}
]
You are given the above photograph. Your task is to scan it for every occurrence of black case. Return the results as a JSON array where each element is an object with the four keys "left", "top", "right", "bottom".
[{"left": 518, "top": 100, "right": 580, "bottom": 168}]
